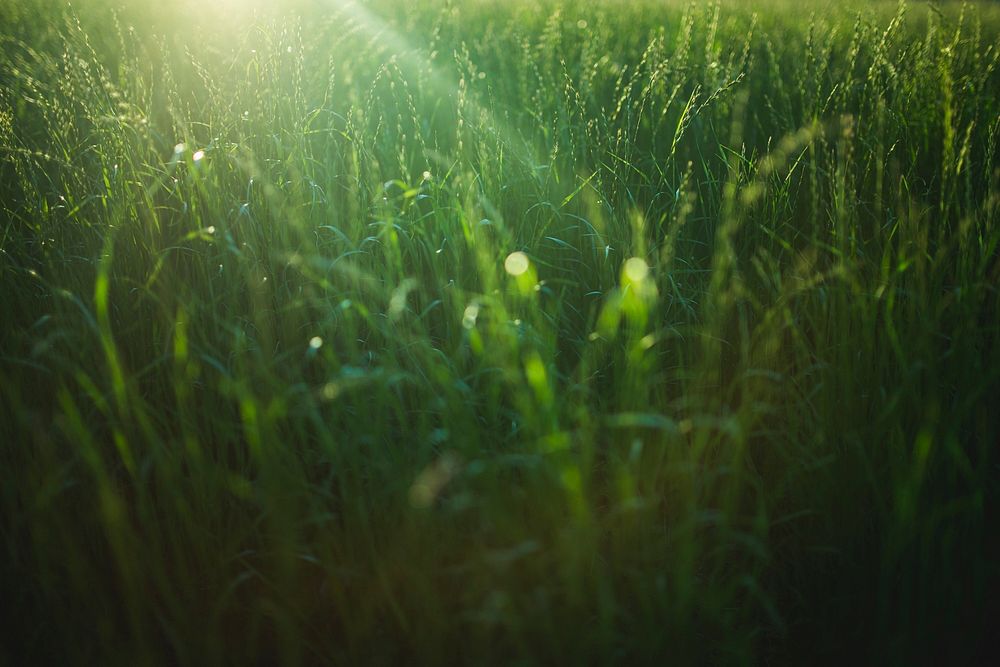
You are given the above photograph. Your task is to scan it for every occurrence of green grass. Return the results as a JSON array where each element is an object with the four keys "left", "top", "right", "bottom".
[{"left": 1, "top": 0, "right": 998, "bottom": 663}]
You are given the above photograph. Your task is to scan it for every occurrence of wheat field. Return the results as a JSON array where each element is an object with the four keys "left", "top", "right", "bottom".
[{"left": 1, "top": 0, "right": 998, "bottom": 664}]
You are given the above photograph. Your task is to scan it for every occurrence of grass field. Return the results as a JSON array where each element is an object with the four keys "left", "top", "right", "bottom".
[{"left": 1, "top": 0, "right": 998, "bottom": 663}]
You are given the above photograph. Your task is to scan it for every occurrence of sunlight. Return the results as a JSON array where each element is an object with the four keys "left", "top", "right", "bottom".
[{"left": 327, "top": 0, "right": 543, "bottom": 169}]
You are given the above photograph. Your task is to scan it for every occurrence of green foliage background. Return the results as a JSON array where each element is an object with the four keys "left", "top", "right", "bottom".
[{"left": 1, "top": 0, "right": 998, "bottom": 663}]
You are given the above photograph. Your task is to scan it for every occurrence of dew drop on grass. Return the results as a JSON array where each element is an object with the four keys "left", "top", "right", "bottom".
[
  {"left": 192, "top": 150, "right": 205, "bottom": 162},
  {"left": 505, "top": 251, "right": 529, "bottom": 277},
  {"left": 624, "top": 257, "right": 649, "bottom": 282},
  {"left": 462, "top": 303, "right": 480, "bottom": 329},
  {"left": 309, "top": 336, "right": 323, "bottom": 350}
]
